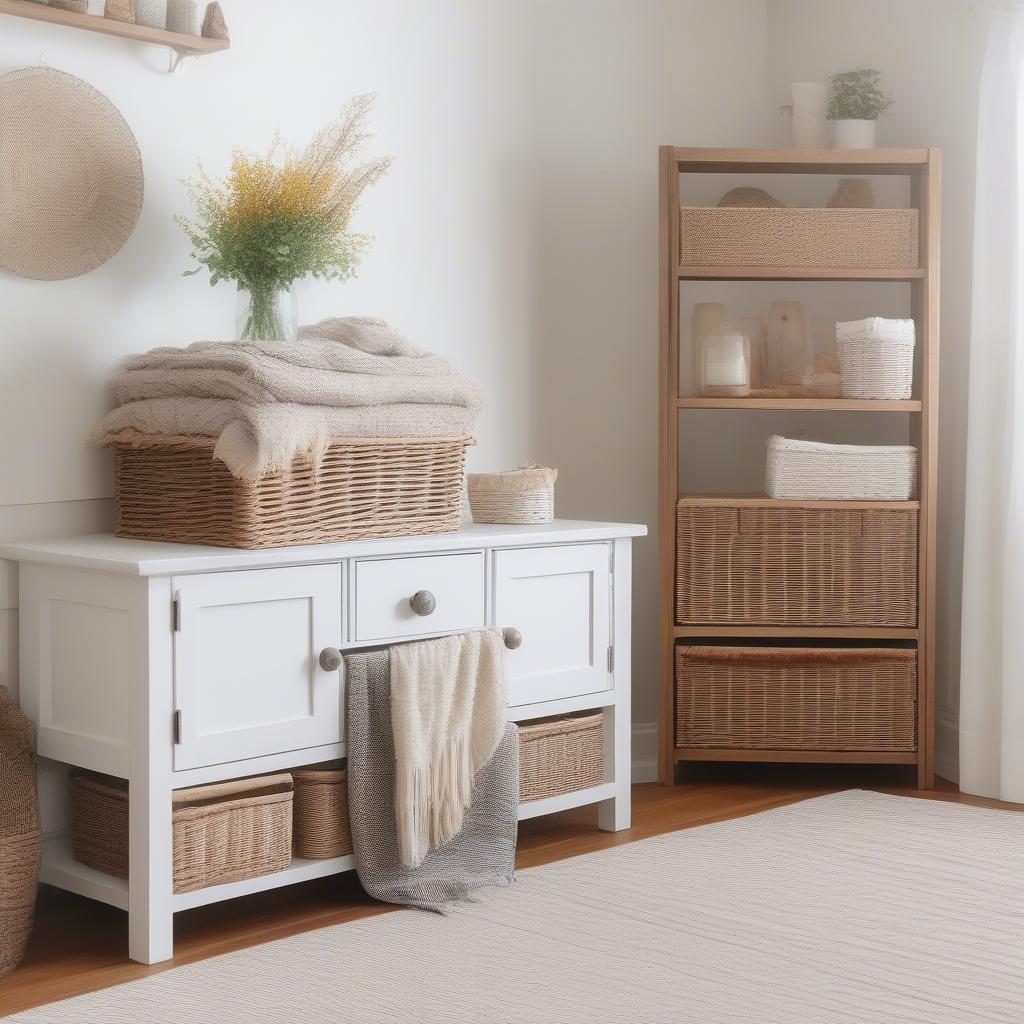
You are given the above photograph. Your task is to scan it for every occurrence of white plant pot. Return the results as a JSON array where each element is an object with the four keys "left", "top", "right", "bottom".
[
  {"left": 789, "top": 82, "right": 828, "bottom": 149},
  {"left": 831, "top": 119, "right": 877, "bottom": 149}
]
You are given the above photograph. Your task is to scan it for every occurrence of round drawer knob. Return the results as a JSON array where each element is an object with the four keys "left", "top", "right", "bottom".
[
  {"left": 319, "top": 647, "right": 343, "bottom": 672},
  {"left": 409, "top": 590, "right": 436, "bottom": 616},
  {"left": 503, "top": 627, "right": 523, "bottom": 650}
]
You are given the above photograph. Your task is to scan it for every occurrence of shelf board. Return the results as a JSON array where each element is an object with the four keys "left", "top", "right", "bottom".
[
  {"left": 677, "top": 397, "right": 921, "bottom": 412},
  {"left": 672, "top": 147, "right": 930, "bottom": 175},
  {"left": 674, "top": 625, "right": 919, "bottom": 641},
  {"left": 677, "top": 494, "right": 920, "bottom": 511},
  {"left": 0, "top": 0, "right": 230, "bottom": 56},
  {"left": 674, "top": 748, "right": 919, "bottom": 765},
  {"left": 677, "top": 265, "right": 923, "bottom": 282}
]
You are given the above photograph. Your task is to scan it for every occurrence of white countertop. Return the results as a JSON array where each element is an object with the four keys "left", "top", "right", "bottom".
[{"left": 0, "top": 520, "right": 647, "bottom": 576}]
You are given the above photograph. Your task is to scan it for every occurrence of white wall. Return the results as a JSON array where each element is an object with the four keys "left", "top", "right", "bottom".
[
  {"left": 0, "top": 1, "right": 772, "bottom": 766},
  {"left": 766, "top": 0, "right": 989, "bottom": 780}
]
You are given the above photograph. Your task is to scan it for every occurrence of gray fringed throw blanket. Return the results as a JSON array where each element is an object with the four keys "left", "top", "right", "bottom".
[{"left": 345, "top": 649, "right": 518, "bottom": 911}]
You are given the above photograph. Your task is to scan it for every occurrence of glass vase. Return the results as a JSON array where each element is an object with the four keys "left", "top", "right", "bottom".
[{"left": 236, "top": 283, "right": 298, "bottom": 342}]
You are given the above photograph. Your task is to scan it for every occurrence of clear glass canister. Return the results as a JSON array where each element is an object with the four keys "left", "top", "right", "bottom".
[{"left": 695, "top": 318, "right": 750, "bottom": 397}]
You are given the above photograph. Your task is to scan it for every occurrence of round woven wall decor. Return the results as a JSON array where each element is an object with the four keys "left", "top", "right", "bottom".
[{"left": 0, "top": 67, "right": 144, "bottom": 280}]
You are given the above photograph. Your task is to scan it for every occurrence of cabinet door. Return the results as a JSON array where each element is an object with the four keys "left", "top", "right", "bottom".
[
  {"left": 172, "top": 564, "right": 342, "bottom": 771},
  {"left": 493, "top": 544, "right": 611, "bottom": 707}
]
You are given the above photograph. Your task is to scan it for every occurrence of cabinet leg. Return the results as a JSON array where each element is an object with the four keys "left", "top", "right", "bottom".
[
  {"left": 598, "top": 699, "right": 631, "bottom": 832},
  {"left": 128, "top": 776, "right": 174, "bottom": 964},
  {"left": 598, "top": 789, "right": 631, "bottom": 832}
]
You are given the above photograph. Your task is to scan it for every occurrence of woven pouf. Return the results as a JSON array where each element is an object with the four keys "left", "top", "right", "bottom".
[{"left": 0, "top": 688, "right": 42, "bottom": 978}]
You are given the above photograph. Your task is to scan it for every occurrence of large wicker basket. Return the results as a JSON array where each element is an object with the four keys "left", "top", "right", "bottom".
[
  {"left": 676, "top": 645, "right": 917, "bottom": 751},
  {"left": 519, "top": 712, "right": 604, "bottom": 802},
  {"left": 71, "top": 772, "right": 293, "bottom": 894},
  {"left": 676, "top": 499, "right": 918, "bottom": 627},
  {"left": 291, "top": 762, "right": 352, "bottom": 860},
  {"left": 112, "top": 432, "right": 473, "bottom": 549},
  {"left": 679, "top": 207, "right": 919, "bottom": 269}
]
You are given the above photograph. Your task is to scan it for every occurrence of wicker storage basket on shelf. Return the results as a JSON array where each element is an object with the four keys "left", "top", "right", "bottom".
[
  {"left": 678, "top": 207, "right": 919, "bottom": 269},
  {"left": 291, "top": 762, "right": 352, "bottom": 860},
  {"left": 518, "top": 712, "right": 604, "bottom": 802},
  {"left": 71, "top": 771, "right": 293, "bottom": 894},
  {"left": 765, "top": 435, "right": 917, "bottom": 501},
  {"left": 112, "top": 432, "right": 473, "bottom": 549},
  {"left": 676, "top": 498, "right": 918, "bottom": 627},
  {"left": 836, "top": 318, "right": 916, "bottom": 400},
  {"left": 468, "top": 466, "right": 557, "bottom": 524},
  {"left": 0, "top": 688, "right": 42, "bottom": 979},
  {"left": 675, "top": 646, "right": 918, "bottom": 751}
]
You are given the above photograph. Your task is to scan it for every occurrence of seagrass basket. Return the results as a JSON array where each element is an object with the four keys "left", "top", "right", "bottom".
[
  {"left": 676, "top": 499, "right": 918, "bottom": 627},
  {"left": 291, "top": 762, "right": 352, "bottom": 860},
  {"left": 468, "top": 466, "right": 557, "bottom": 524},
  {"left": 71, "top": 772, "right": 293, "bottom": 894},
  {"left": 519, "top": 712, "right": 604, "bottom": 802},
  {"left": 679, "top": 207, "right": 919, "bottom": 269},
  {"left": 112, "top": 431, "right": 473, "bottom": 549},
  {"left": 675, "top": 645, "right": 917, "bottom": 751}
]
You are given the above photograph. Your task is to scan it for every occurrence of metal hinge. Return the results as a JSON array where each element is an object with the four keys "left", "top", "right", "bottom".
[
  {"left": 173, "top": 709, "right": 182, "bottom": 745},
  {"left": 607, "top": 645, "right": 615, "bottom": 673},
  {"left": 172, "top": 593, "right": 182, "bottom": 632}
]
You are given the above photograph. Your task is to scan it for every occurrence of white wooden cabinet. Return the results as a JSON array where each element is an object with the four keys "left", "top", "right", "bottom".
[{"left": 2, "top": 520, "right": 644, "bottom": 966}]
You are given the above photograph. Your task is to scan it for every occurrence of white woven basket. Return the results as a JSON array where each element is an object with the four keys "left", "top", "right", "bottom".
[
  {"left": 837, "top": 318, "right": 915, "bottom": 400},
  {"left": 468, "top": 465, "right": 557, "bottom": 524},
  {"left": 765, "top": 435, "right": 917, "bottom": 501}
]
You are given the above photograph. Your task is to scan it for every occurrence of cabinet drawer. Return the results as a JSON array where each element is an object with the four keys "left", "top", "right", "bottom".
[
  {"left": 493, "top": 544, "right": 611, "bottom": 707},
  {"left": 352, "top": 552, "right": 485, "bottom": 643}
]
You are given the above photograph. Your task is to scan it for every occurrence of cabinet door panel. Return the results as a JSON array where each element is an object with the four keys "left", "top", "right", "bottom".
[
  {"left": 493, "top": 545, "right": 611, "bottom": 707},
  {"left": 173, "top": 564, "right": 342, "bottom": 771}
]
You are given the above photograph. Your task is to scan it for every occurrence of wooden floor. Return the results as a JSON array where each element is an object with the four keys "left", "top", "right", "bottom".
[{"left": 1, "top": 764, "right": 1019, "bottom": 1017}]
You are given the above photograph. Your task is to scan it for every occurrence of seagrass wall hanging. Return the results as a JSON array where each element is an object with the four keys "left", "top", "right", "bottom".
[{"left": 0, "top": 66, "right": 144, "bottom": 280}]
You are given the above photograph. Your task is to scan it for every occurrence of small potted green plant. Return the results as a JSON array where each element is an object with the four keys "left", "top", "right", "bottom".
[{"left": 827, "top": 66, "right": 892, "bottom": 149}]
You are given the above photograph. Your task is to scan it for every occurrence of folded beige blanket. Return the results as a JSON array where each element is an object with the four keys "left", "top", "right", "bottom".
[
  {"left": 95, "top": 317, "right": 482, "bottom": 480},
  {"left": 390, "top": 628, "right": 507, "bottom": 869}
]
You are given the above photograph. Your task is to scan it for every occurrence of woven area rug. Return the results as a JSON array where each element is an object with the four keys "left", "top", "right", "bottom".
[{"left": 12, "top": 791, "right": 1024, "bottom": 1023}]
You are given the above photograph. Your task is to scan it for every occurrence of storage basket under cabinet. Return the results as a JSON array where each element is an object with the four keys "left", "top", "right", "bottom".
[
  {"left": 518, "top": 711, "right": 604, "bottom": 802},
  {"left": 111, "top": 431, "right": 473, "bottom": 549},
  {"left": 291, "top": 762, "right": 352, "bottom": 860},
  {"left": 678, "top": 207, "right": 919, "bottom": 270},
  {"left": 675, "top": 499, "right": 918, "bottom": 627},
  {"left": 71, "top": 771, "right": 293, "bottom": 894},
  {"left": 675, "top": 646, "right": 918, "bottom": 752}
]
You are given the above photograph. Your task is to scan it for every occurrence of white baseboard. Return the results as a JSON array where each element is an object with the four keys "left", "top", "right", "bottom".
[{"left": 632, "top": 721, "right": 657, "bottom": 783}]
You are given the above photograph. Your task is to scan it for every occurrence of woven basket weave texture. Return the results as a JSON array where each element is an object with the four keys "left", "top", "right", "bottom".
[
  {"left": 676, "top": 646, "right": 918, "bottom": 751},
  {"left": 679, "top": 207, "right": 918, "bottom": 269},
  {"left": 113, "top": 432, "right": 472, "bottom": 548},
  {"left": 765, "top": 435, "right": 917, "bottom": 501},
  {"left": 0, "top": 689, "right": 42, "bottom": 979},
  {"left": 676, "top": 500, "right": 918, "bottom": 628},
  {"left": 518, "top": 712, "right": 604, "bottom": 802},
  {"left": 291, "top": 763, "right": 352, "bottom": 860},
  {"left": 468, "top": 466, "right": 557, "bottom": 525},
  {"left": 72, "top": 772, "right": 293, "bottom": 894}
]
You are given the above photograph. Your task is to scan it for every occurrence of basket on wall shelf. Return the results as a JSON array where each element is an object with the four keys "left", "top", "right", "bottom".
[
  {"left": 675, "top": 645, "right": 918, "bottom": 752},
  {"left": 765, "top": 435, "right": 917, "bottom": 501},
  {"left": 518, "top": 711, "right": 604, "bottom": 802},
  {"left": 110, "top": 432, "right": 474, "bottom": 549},
  {"left": 678, "top": 206, "right": 919, "bottom": 269},
  {"left": 836, "top": 317, "right": 916, "bottom": 400},
  {"left": 291, "top": 762, "right": 352, "bottom": 860},
  {"left": 676, "top": 498, "right": 918, "bottom": 628},
  {"left": 467, "top": 465, "right": 557, "bottom": 525},
  {"left": 71, "top": 771, "right": 293, "bottom": 894}
]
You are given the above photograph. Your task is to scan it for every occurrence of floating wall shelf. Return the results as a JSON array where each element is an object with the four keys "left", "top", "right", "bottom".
[{"left": 0, "top": 0, "right": 230, "bottom": 70}]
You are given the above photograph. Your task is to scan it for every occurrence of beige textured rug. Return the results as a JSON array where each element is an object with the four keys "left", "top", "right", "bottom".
[{"left": 12, "top": 791, "right": 1024, "bottom": 1023}]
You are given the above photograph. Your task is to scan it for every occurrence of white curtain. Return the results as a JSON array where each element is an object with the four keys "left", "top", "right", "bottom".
[{"left": 959, "top": 1, "right": 1024, "bottom": 802}]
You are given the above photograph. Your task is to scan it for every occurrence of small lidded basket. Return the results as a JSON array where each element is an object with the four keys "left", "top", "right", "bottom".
[{"left": 468, "top": 464, "right": 557, "bottom": 524}]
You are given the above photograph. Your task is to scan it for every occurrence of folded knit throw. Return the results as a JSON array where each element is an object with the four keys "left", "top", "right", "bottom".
[
  {"left": 390, "top": 628, "right": 508, "bottom": 869},
  {"left": 95, "top": 317, "right": 482, "bottom": 480}
]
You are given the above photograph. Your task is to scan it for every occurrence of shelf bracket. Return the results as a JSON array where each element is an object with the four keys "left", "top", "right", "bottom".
[{"left": 168, "top": 48, "right": 189, "bottom": 74}]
